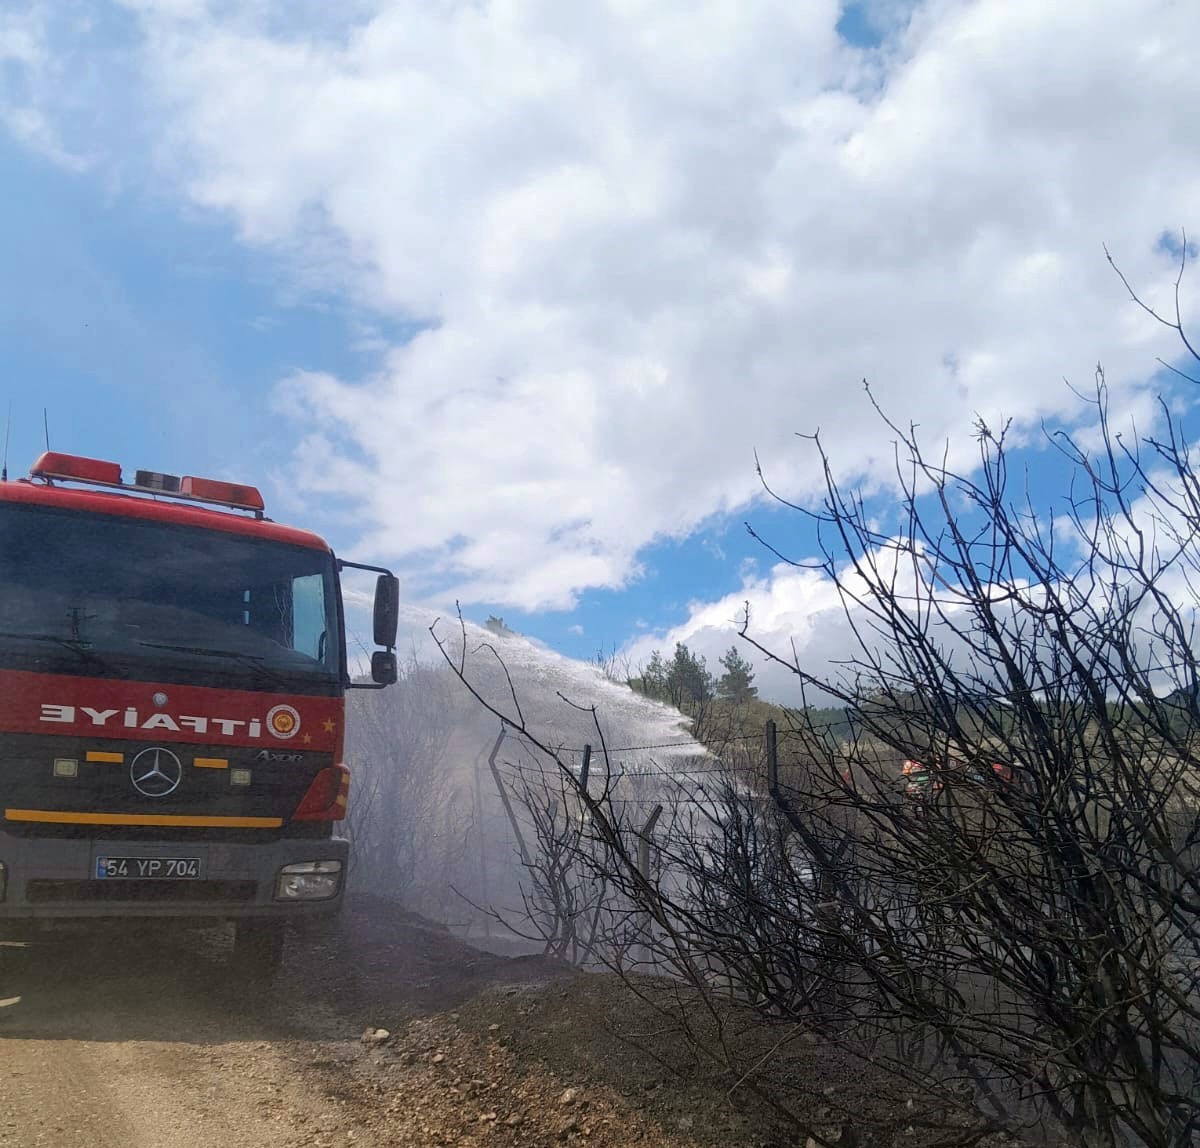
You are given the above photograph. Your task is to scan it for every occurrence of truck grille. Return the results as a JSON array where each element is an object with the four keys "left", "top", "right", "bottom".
[
  {"left": 25, "top": 879, "right": 258, "bottom": 904},
  {"left": 0, "top": 730, "right": 332, "bottom": 831}
]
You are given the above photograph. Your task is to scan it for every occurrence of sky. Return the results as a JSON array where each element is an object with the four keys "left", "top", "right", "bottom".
[{"left": 1, "top": 0, "right": 1198, "bottom": 700}]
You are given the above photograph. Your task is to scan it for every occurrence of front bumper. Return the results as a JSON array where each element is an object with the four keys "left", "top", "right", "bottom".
[{"left": 0, "top": 831, "right": 348, "bottom": 920}]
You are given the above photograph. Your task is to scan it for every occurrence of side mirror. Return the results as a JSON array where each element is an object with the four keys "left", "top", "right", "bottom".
[
  {"left": 370, "top": 649, "right": 398, "bottom": 686},
  {"left": 373, "top": 574, "right": 400, "bottom": 648}
]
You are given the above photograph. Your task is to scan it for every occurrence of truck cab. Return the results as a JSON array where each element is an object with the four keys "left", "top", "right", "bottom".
[{"left": 0, "top": 452, "right": 398, "bottom": 972}]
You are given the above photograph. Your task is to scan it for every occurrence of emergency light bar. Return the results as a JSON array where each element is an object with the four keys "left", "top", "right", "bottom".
[{"left": 29, "top": 451, "right": 266, "bottom": 515}]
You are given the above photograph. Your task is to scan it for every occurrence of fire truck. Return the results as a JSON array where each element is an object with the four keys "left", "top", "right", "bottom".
[{"left": 0, "top": 451, "right": 399, "bottom": 972}]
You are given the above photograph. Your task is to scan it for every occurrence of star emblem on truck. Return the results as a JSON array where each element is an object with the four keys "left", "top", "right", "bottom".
[{"left": 129, "top": 747, "right": 183, "bottom": 798}]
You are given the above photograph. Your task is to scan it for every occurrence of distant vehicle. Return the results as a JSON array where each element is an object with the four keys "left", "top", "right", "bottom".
[
  {"left": 900, "top": 757, "right": 938, "bottom": 799},
  {"left": 900, "top": 757, "right": 1016, "bottom": 800},
  {"left": 0, "top": 452, "right": 400, "bottom": 973}
]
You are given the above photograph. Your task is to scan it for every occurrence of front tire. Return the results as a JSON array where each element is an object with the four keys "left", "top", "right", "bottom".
[{"left": 232, "top": 919, "right": 285, "bottom": 978}]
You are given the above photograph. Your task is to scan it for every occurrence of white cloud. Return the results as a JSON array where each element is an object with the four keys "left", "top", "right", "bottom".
[
  {"left": 626, "top": 437, "right": 1200, "bottom": 706},
  {"left": 0, "top": 4, "right": 89, "bottom": 169},
  {"left": 611, "top": 543, "right": 981, "bottom": 705},
  {"left": 623, "top": 556, "right": 869, "bottom": 703},
  {"left": 19, "top": 0, "right": 1200, "bottom": 613}
]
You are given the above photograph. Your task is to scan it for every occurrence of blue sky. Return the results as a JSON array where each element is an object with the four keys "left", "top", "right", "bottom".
[
  {"left": 0, "top": 111, "right": 772, "bottom": 656},
  {"left": 2, "top": 136, "right": 331, "bottom": 478},
  {"left": 2, "top": 0, "right": 1197, "bottom": 696},
  {"left": 0, "top": 124, "right": 774, "bottom": 660}
]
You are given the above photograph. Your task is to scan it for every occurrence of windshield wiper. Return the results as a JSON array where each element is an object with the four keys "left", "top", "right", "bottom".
[
  {"left": 0, "top": 630, "right": 112, "bottom": 671},
  {"left": 136, "top": 641, "right": 290, "bottom": 686}
]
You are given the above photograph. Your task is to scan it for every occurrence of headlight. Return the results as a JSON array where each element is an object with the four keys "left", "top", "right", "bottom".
[{"left": 275, "top": 859, "right": 343, "bottom": 902}]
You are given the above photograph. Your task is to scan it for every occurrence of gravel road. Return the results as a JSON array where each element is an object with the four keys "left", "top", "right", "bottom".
[
  {"left": 0, "top": 904, "right": 658, "bottom": 1148},
  {"left": 0, "top": 900, "right": 970, "bottom": 1148},
  {"left": 0, "top": 925, "right": 355, "bottom": 1147}
]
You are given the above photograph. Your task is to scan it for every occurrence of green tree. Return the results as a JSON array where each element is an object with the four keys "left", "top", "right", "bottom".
[
  {"left": 640, "top": 649, "right": 669, "bottom": 700},
  {"left": 667, "top": 642, "right": 713, "bottom": 709},
  {"left": 717, "top": 645, "right": 757, "bottom": 703}
]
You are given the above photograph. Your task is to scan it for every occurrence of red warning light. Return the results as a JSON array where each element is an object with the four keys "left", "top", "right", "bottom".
[
  {"left": 27, "top": 452, "right": 265, "bottom": 515},
  {"left": 30, "top": 452, "right": 122, "bottom": 486},
  {"left": 179, "top": 476, "right": 265, "bottom": 512}
]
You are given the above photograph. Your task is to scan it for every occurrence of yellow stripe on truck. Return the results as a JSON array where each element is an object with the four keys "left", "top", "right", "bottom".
[
  {"left": 193, "top": 757, "right": 229, "bottom": 769},
  {"left": 4, "top": 809, "right": 282, "bottom": 829},
  {"left": 85, "top": 751, "right": 124, "bottom": 763}
]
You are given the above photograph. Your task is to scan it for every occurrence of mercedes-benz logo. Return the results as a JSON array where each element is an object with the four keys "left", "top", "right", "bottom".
[{"left": 129, "top": 747, "right": 183, "bottom": 798}]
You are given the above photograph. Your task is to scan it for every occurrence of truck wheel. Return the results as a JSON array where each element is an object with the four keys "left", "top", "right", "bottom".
[{"left": 233, "top": 920, "right": 285, "bottom": 977}]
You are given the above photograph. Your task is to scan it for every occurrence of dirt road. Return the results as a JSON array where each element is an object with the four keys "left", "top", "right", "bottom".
[
  {"left": 0, "top": 907, "right": 567, "bottom": 1148},
  {"left": 0, "top": 900, "right": 953, "bottom": 1148},
  {"left": 0, "top": 905, "right": 707, "bottom": 1148},
  {"left": 0, "top": 923, "right": 366, "bottom": 1148}
]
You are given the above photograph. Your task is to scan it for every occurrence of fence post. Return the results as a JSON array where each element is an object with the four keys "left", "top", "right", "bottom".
[
  {"left": 578, "top": 744, "right": 591, "bottom": 795},
  {"left": 472, "top": 744, "right": 490, "bottom": 937},
  {"left": 763, "top": 719, "right": 848, "bottom": 987},
  {"left": 486, "top": 725, "right": 533, "bottom": 869},
  {"left": 765, "top": 719, "right": 778, "bottom": 797},
  {"left": 766, "top": 718, "right": 813, "bottom": 840},
  {"left": 635, "top": 803, "right": 663, "bottom": 968},
  {"left": 636, "top": 803, "right": 663, "bottom": 882}
]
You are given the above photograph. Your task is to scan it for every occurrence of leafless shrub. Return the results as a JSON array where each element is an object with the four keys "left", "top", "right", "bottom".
[
  {"left": 430, "top": 249, "right": 1200, "bottom": 1147},
  {"left": 724, "top": 246, "right": 1200, "bottom": 1147},
  {"left": 462, "top": 739, "right": 635, "bottom": 966}
]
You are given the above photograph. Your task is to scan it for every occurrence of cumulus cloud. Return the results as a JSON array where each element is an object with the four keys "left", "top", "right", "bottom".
[
  {"left": 621, "top": 532, "right": 970, "bottom": 705},
  {"left": 626, "top": 436, "right": 1200, "bottom": 706},
  {"left": 12, "top": 0, "right": 1200, "bottom": 619},
  {"left": 621, "top": 561, "right": 843, "bottom": 703},
  {"left": 0, "top": 4, "right": 89, "bottom": 169}
]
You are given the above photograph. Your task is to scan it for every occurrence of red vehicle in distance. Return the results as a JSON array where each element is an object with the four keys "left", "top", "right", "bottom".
[{"left": 901, "top": 757, "right": 1015, "bottom": 800}]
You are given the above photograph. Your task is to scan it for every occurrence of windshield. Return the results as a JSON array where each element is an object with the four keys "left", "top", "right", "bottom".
[{"left": 0, "top": 501, "right": 340, "bottom": 685}]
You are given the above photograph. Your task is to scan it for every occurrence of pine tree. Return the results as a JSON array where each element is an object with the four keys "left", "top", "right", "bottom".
[
  {"left": 717, "top": 645, "right": 757, "bottom": 703},
  {"left": 639, "top": 650, "right": 669, "bottom": 700},
  {"left": 667, "top": 642, "right": 714, "bottom": 708}
]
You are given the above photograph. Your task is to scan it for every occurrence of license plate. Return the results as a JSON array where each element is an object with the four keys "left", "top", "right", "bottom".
[{"left": 94, "top": 856, "right": 203, "bottom": 880}]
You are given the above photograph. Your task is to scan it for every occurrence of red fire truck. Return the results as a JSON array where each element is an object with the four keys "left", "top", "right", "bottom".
[{"left": 0, "top": 451, "right": 399, "bottom": 972}]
